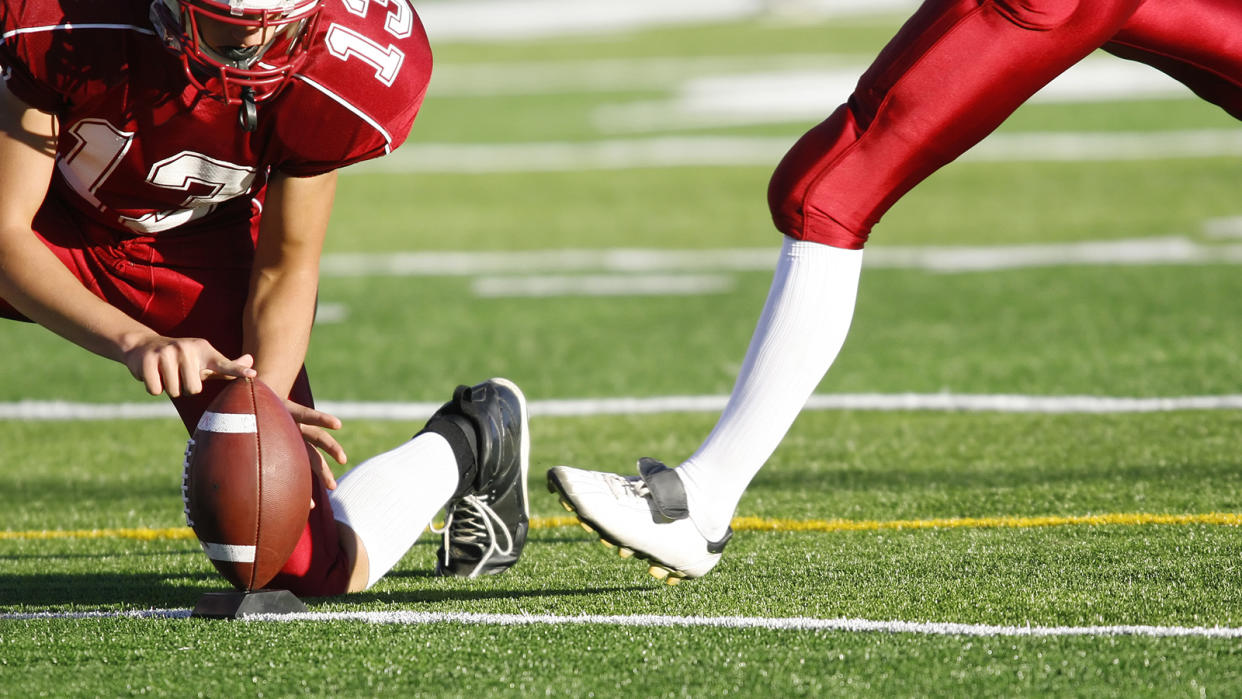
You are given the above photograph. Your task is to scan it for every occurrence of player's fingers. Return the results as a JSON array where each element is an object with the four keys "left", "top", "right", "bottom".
[
  {"left": 201, "top": 351, "right": 258, "bottom": 381},
  {"left": 286, "top": 400, "right": 342, "bottom": 431},
  {"left": 139, "top": 352, "right": 164, "bottom": 396},
  {"left": 305, "top": 441, "right": 338, "bottom": 490},
  {"left": 182, "top": 358, "right": 205, "bottom": 395},
  {"left": 301, "top": 424, "right": 348, "bottom": 465},
  {"left": 158, "top": 349, "right": 182, "bottom": 398}
]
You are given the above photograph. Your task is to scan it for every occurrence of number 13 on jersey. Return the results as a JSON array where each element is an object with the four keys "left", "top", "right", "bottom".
[{"left": 325, "top": 0, "right": 415, "bottom": 87}]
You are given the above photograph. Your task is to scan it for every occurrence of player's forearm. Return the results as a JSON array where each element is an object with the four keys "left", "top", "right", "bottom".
[
  {"left": 0, "top": 225, "right": 157, "bottom": 362},
  {"left": 245, "top": 170, "right": 337, "bottom": 400},
  {"left": 243, "top": 265, "right": 319, "bottom": 400}
]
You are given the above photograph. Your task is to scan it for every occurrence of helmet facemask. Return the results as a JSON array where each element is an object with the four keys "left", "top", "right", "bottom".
[{"left": 151, "top": 0, "right": 321, "bottom": 125}]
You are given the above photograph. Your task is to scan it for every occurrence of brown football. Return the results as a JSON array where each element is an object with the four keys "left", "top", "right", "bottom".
[{"left": 182, "top": 378, "right": 310, "bottom": 591}]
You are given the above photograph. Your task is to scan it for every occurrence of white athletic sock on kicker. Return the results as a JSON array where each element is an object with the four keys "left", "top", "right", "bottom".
[
  {"left": 674, "top": 237, "right": 863, "bottom": 541},
  {"left": 330, "top": 432, "right": 459, "bottom": 589}
]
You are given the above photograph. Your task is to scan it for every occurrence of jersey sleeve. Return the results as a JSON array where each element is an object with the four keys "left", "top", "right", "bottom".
[
  {"left": 0, "top": 0, "right": 71, "bottom": 112},
  {"left": 267, "top": 3, "right": 432, "bottom": 177}
]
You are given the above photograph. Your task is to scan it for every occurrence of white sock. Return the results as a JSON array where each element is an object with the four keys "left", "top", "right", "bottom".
[
  {"left": 330, "top": 432, "right": 459, "bottom": 589},
  {"left": 675, "top": 237, "right": 863, "bottom": 540}
]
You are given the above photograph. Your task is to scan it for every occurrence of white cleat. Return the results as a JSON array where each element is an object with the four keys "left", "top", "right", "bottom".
[{"left": 546, "top": 458, "right": 732, "bottom": 583}]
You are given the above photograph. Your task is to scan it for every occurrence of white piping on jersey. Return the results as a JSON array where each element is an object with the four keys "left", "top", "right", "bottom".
[
  {"left": 292, "top": 73, "right": 394, "bottom": 154},
  {"left": 1, "top": 23, "right": 156, "bottom": 43}
]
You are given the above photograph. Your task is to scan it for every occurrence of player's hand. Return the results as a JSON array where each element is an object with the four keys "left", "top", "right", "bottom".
[
  {"left": 123, "top": 336, "right": 257, "bottom": 398},
  {"left": 286, "top": 400, "right": 346, "bottom": 491}
]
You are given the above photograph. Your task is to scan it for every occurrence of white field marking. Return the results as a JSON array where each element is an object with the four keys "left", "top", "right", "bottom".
[
  {"left": 866, "top": 237, "right": 1242, "bottom": 273},
  {"left": 472, "top": 273, "right": 734, "bottom": 297},
  {"left": 318, "top": 237, "right": 1242, "bottom": 278},
  {"left": 320, "top": 247, "right": 781, "bottom": 277},
  {"left": 418, "top": 0, "right": 753, "bottom": 42},
  {"left": 349, "top": 136, "right": 793, "bottom": 173},
  {"left": 0, "top": 401, "right": 176, "bottom": 420},
  {"left": 417, "top": 0, "right": 917, "bottom": 42},
  {"left": 3, "top": 608, "right": 1241, "bottom": 638},
  {"left": 193, "top": 411, "right": 256, "bottom": 434},
  {"left": 353, "top": 130, "right": 1242, "bottom": 175},
  {"left": 595, "top": 56, "right": 1195, "bottom": 132},
  {"left": 0, "top": 609, "right": 193, "bottom": 621},
  {"left": 252, "top": 612, "right": 1242, "bottom": 638},
  {"left": 1202, "top": 216, "right": 1242, "bottom": 239},
  {"left": 431, "top": 47, "right": 1181, "bottom": 102},
  {"left": 7, "top": 393, "right": 1242, "bottom": 422},
  {"left": 314, "top": 302, "right": 349, "bottom": 324},
  {"left": 430, "top": 54, "right": 864, "bottom": 97},
  {"left": 963, "top": 130, "right": 1242, "bottom": 163}
]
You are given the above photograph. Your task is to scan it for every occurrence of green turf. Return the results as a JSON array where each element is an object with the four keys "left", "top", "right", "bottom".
[
  {"left": 7, "top": 615, "right": 1241, "bottom": 697},
  {"left": 5, "top": 9, "right": 1242, "bottom": 698},
  {"left": 4, "top": 262, "right": 1240, "bottom": 402},
  {"left": 323, "top": 156, "right": 1242, "bottom": 253}
]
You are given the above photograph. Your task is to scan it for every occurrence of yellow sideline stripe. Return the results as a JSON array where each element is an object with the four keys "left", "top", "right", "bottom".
[
  {"left": 3, "top": 512, "right": 1239, "bottom": 542},
  {"left": 0, "top": 527, "right": 195, "bottom": 541},
  {"left": 728, "top": 512, "right": 1242, "bottom": 532}
]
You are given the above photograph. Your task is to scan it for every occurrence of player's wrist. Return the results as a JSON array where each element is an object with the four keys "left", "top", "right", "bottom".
[{"left": 114, "top": 329, "right": 162, "bottom": 360}]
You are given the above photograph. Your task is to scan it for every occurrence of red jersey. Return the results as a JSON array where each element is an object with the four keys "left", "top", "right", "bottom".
[{"left": 0, "top": 0, "right": 430, "bottom": 242}]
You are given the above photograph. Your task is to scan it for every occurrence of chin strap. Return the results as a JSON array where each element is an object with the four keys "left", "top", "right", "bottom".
[{"left": 238, "top": 86, "right": 258, "bottom": 132}]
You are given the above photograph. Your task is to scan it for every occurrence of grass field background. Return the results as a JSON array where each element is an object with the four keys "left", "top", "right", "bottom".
[{"left": 4, "top": 3, "right": 1242, "bottom": 696}]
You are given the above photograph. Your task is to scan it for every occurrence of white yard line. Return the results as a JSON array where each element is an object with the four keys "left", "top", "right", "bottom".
[
  {"left": 352, "top": 130, "right": 1242, "bottom": 175},
  {"left": 429, "top": 54, "right": 865, "bottom": 97},
  {"left": 350, "top": 136, "right": 796, "bottom": 173},
  {"left": 593, "top": 57, "right": 1196, "bottom": 133},
  {"left": 430, "top": 54, "right": 1170, "bottom": 100},
  {"left": 318, "top": 237, "right": 1242, "bottom": 278},
  {"left": 416, "top": 0, "right": 917, "bottom": 41},
  {"left": 4, "top": 607, "right": 1240, "bottom": 638},
  {"left": 472, "top": 273, "right": 734, "bottom": 297},
  {"left": 5, "top": 393, "right": 1242, "bottom": 422}
]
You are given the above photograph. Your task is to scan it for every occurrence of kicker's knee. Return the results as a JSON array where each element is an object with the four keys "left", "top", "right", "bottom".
[{"left": 767, "top": 106, "right": 871, "bottom": 249}]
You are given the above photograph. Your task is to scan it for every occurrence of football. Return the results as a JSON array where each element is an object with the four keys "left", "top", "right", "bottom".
[{"left": 182, "top": 378, "right": 310, "bottom": 591}]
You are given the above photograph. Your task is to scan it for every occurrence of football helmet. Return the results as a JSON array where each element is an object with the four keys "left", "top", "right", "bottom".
[{"left": 150, "top": 0, "right": 322, "bottom": 108}]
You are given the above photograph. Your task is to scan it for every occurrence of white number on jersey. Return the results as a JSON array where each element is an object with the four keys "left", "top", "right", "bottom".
[
  {"left": 58, "top": 118, "right": 258, "bottom": 234},
  {"left": 58, "top": 119, "right": 135, "bottom": 210},
  {"left": 121, "top": 153, "right": 258, "bottom": 233},
  {"left": 325, "top": 0, "right": 414, "bottom": 84}
]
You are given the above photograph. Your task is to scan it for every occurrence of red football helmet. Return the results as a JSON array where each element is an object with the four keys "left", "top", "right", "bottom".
[{"left": 150, "top": 0, "right": 322, "bottom": 106}]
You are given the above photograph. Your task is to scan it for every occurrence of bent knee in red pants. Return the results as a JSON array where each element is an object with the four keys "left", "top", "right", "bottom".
[{"left": 267, "top": 472, "right": 352, "bottom": 597}]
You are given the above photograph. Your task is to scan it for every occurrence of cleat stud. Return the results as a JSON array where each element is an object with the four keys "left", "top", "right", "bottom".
[
  {"left": 648, "top": 566, "right": 669, "bottom": 580},
  {"left": 618, "top": 547, "right": 634, "bottom": 559},
  {"left": 600, "top": 539, "right": 615, "bottom": 549},
  {"left": 665, "top": 576, "right": 682, "bottom": 586},
  {"left": 558, "top": 499, "right": 575, "bottom": 513},
  {"left": 579, "top": 522, "right": 595, "bottom": 534}
]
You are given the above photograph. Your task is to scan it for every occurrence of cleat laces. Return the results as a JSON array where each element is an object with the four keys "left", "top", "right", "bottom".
[
  {"left": 610, "top": 474, "right": 647, "bottom": 497},
  {"left": 432, "top": 494, "right": 515, "bottom": 579},
  {"left": 608, "top": 474, "right": 657, "bottom": 509}
]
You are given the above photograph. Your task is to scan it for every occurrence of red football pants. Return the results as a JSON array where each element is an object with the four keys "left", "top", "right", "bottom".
[
  {"left": 1, "top": 193, "right": 350, "bottom": 596},
  {"left": 769, "top": 0, "right": 1242, "bottom": 248}
]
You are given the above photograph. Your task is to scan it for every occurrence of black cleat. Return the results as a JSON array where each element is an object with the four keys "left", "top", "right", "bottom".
[{"left": 426, "top": 378, "right": 530, "bottom": 578}]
